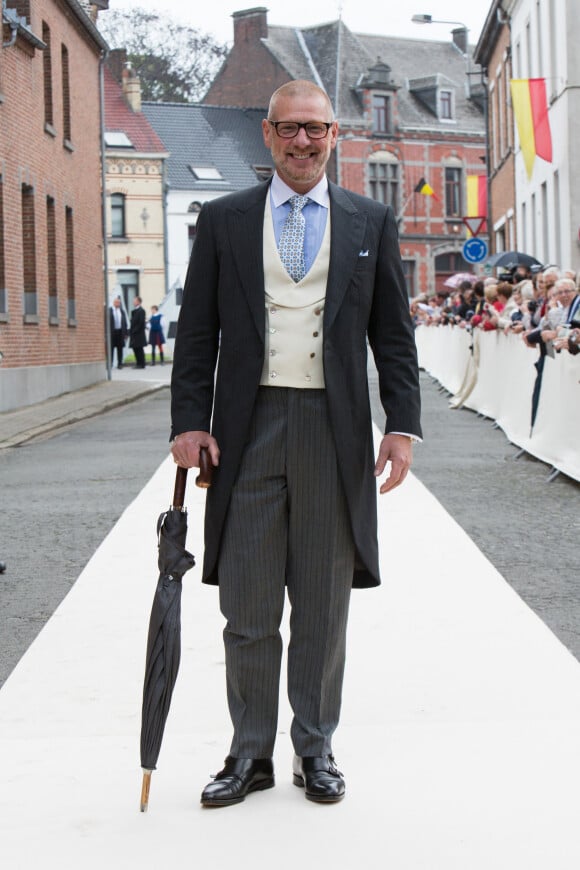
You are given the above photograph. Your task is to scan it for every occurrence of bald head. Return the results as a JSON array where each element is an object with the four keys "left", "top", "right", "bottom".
[{"left": 268, "top": 80, "right": 334, "bottom": 120}]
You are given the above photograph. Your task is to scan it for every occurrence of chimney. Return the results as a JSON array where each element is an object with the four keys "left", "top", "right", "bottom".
[
  {"left": 452, "top": 26, "right": 468, "bottom": 55},
  {"left": 232, "top": 7, "right": 268, "bottom": 45},
  {"left": 107, "top": 48, "right": 126, "bottom": 83},
  {"left": 122, "top": 62, "right": 142, "bottom": 112}
]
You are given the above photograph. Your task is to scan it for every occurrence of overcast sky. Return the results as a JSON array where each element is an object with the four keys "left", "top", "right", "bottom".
[{"left": 108, "top": 0, "right": 490, "bottom": 47}]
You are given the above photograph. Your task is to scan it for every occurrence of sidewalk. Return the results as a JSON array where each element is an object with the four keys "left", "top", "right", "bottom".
[
  {"left": 1, "top": 425, "right": 580, "bottom": 868},
  {"left": 0, "top": 363, "right": 170, "bottom": 449}
]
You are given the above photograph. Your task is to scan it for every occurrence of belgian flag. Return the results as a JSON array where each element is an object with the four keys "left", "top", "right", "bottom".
[{"left": 414, "top": 177, "right": 438, "bottom": 199}]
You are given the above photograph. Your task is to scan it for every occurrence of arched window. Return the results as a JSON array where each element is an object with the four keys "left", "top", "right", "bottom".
[{"left": 368, "top": 151, "right": 399, "bottom": 211}]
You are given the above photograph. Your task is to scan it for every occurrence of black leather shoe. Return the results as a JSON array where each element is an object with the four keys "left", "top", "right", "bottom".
[
  {"left": 200, "top": 756, "right": 274, "bottom": 807},
  {"left": 292, "top": 754, "right": 345, "bottom": 803}
]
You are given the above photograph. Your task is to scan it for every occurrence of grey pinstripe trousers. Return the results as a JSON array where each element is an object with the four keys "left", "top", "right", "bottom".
[{"left": 218, "top": 386, "right": 355, "bottom": 758}]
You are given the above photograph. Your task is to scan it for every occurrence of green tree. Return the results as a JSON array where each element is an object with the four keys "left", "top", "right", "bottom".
[{"left": 98, "top": 7, "right": 228, "bottom": 102}]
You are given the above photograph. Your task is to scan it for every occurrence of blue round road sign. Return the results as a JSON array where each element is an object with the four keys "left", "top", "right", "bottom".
[{"left": 462, "top": 238, "right": 488, "bottom": 264}]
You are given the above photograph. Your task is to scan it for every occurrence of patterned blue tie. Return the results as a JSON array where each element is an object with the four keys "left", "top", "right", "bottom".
[{"left": 278, "top": 194, "right": 310, "bottom": 282}]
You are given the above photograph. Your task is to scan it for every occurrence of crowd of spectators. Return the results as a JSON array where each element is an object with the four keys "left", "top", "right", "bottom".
[{"left": 410, "top": 263, "right": 580, "bottom": 356}]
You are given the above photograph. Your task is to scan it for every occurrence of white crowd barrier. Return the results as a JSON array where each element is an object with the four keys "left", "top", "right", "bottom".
[{"left": 415, "top": 324, "right": 580, "bottom": 482}]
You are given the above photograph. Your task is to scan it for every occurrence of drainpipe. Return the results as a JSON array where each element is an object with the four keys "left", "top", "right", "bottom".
[
  {"left": 99, "top": 50, "right": 112, "bottom": 381},
  {"left": 2, "top": 1, "right": 19, "bottom": 48},
  {"left": 162, "top": 159, "right": 169, "bottom": 297}
]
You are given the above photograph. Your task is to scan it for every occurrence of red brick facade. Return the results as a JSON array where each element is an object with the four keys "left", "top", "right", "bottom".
[
  {"left": 0, "top": 0, "right": 107, "bottom": 408},
  {"left": 204, "top": 8, "right": 487, "bottom": 298},
  {"left": 475, "top": 18, "right": 515, "bottom": 252},
  {"left": 204, "top": 9, "right": 289, "bottom": 109}
]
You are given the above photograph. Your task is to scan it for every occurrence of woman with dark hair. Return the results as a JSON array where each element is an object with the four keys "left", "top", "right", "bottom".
[{"left": 148, "top": 305, "right": 166, "bottom": 366}]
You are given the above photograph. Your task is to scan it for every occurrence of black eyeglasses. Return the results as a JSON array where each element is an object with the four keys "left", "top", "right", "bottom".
[{"left": 268, "top": 121, "right": 332, "bottom": 139}]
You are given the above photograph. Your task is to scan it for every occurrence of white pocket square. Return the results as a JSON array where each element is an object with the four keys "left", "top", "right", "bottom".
[{"left": 359, "top": 250, "right": 369, "bottom": 257}]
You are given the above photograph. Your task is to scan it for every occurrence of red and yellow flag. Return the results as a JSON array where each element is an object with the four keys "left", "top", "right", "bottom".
[
  {"left": 466, "top": 175, "right": 487, "bottom": 235},
  {"left": 510, "top": 78, "right": 553, "bottom": 179}
]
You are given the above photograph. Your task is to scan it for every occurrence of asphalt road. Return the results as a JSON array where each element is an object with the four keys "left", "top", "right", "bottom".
[
  {"left": 1, "top": 369, "right": 579, "bottom": 690},
  {"left": 370, "top": 367, "right": 580, "bottom": 660},
  {"left": 0, "top": 389, "right": 173, "bottom": 689}
]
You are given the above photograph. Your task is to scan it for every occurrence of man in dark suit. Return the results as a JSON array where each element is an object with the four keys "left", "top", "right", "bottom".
[
  {"left": 171, "top": 80, "right": 422, "bottom": 807},
  {"left": 129, "top": 296, "right": 146, "bottom": 369},
  {"left": 109, "top": 296, "right": 128, "bottom": 369}
]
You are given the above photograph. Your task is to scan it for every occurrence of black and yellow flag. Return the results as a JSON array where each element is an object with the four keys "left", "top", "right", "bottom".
[{"left": 414, "top": 177, "right": 438, "bottom": 199}]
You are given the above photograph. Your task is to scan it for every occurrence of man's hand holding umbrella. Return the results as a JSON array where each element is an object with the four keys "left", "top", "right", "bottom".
[{"left": 171, "top": 431, "right": 220, "bottom": 471}]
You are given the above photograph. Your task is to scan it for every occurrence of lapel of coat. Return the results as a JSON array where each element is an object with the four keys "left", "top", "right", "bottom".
[
  {"left": 223, "top": 180, "right": 367, "bottom": 341},
  {"left": 225, "top": 182, "right": 269, "bottom": 343},
  {"left": 324, "top": 182, "right": 368, "bottom": 333}
]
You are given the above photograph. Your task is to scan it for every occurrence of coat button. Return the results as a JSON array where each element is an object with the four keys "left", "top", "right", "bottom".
[
  {"left": 310, "top": 352, "right": 315, "bottom": 358},
  {"left": 313, "top": 331, "right": 319, "bottom": 337}
]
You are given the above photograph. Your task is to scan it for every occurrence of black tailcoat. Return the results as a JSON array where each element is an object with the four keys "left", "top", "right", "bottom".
[{"left": 171, "top": 180, "right": 421, "bottom": 588}]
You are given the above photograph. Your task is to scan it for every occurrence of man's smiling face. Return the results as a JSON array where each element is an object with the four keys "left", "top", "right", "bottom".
[{"left": 263, "top": 90, "right": 338, "bottom": 194}]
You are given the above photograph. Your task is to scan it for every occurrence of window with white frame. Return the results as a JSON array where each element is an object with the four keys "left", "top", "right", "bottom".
[
  {"left": 110, "top": 193, "right": 126, "bottom": 238},
  {"left": 372, "top": 94, "right": 392, "bottom": 134},
  {"left": 368, "top": 152, "right": 399, "bottom": 211},
  {"left": 444, "top": 166, "right": 462, "bottom": 218},
  {"left": 439, "top": 89, "right": 453, "bottom": 120}
]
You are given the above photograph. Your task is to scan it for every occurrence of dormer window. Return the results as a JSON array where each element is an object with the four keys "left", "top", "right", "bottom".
[
  {"left": 356, "top": 58, "right": 398, "bottom": 135},
  {"left": 439, "top": 89, "right": 454, "bottom": 121},
  {"left": 409, "top": 75, "right": 456, "bottom": 121},
  {"left": 373, "top": 95, "right": 392, "bottom": 135}
]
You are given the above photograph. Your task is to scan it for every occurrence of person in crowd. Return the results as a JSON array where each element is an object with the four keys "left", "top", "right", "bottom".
[
  {"left": 471, "top": 281, "right": 486, "bottom": 316},
  {"left": 170, "top": 79, "right": 421, "bottom": 808},
  {"left": 147, "top": 305, "right": 166, "bottom": 366},
  {"left": 109, "top": 296, "right": 128, "bottom": 369},
  {"left": 551, "top": 278, "right": 580, "bottom": 352},
  {"left": 129, "top": 296, "right": 147, "bottom": 369},
  {"left": 477, "top": 305, "right": 498, "bottom": 331},
  {"left": 505, "top": 280, "right": 535, "bottom": 333},
  {"left": 483, "top": 280, "right": 500, "bottom": 311},
  {"left": 524, "top": 276, "right": 576, "bottom": 349},
  {"left": 451, "top": 283, "right": 473, "bottom": 320},
  {"left": 554, "top": 327, "right": 580, "bottom": 355},
  {"left": 511, "top": 264, "right": 533, "bottom": 284},
  {"left": 486, "top": 282, "right": 515, "bottom": 330},
  {"left": 531, "top": 266, "right": 559, "bottom": 328}
]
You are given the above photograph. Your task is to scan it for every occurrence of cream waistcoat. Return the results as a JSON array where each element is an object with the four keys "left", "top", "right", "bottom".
[{"left": 260, "top": 195, "right": 330, "bottom": 388}]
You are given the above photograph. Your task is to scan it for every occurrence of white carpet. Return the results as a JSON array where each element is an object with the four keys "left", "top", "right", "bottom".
[{"left": 1, "top": 427, "right": 579, "bottom": 869}]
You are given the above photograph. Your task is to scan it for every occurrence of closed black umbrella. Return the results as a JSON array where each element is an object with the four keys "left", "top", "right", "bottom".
[
  {"left": 486, "top": 251, "right": 542, "bottom": 270},
  {"left": 139, "top": 449, "right": 212, "bottom": 812}
]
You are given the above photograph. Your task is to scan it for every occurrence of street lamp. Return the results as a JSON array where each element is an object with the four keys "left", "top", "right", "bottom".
[{"left": 412, "top": 13, "right": 471, "bottom": 96}]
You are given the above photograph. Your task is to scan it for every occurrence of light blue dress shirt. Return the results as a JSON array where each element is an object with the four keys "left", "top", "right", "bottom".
[{"left": 270, "top": 172, "right": 329, "bottom": 273}]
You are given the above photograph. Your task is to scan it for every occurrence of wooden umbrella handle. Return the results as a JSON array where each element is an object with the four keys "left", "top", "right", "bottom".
[
  {"left": 196, "top": 447, "right": 213, "bottom": 489},
  {"left": 172, "top": 447, "right": 213, "bottom": 509}
]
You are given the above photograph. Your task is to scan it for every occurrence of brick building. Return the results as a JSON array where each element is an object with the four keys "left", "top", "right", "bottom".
[
  {"left": 474, "top": 2, "right": 516, "bottom": 255},
  {"left": 103, "top": 53, "right": 168, "bottom": 315},
  {"left": 0, "top": 0, "right": 108, "bottom": 412},
  {"left": 204, "top": 7, "right": 487, "bottom": 296}
]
